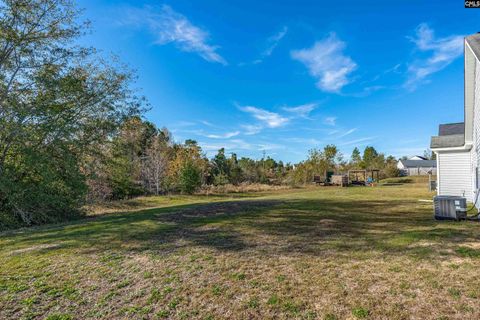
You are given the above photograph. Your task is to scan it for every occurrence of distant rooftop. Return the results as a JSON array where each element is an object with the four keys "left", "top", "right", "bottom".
[
  {"left": 438, "top": 122, "right": 464, "bottom": 136},
  {"left": 399, "top": 159, "right": 436, "bottom": 168}
]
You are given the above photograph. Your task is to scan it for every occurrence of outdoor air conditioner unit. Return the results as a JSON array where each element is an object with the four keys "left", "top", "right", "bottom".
[{"left": 434, "top": 196, "right": 467, "bottom": 220}]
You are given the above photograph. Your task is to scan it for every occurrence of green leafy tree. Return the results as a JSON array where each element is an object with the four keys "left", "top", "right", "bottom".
[
  {"left": 179, "top": 162, "right": 201, "bottom": 194},
  {"left": 351, "top": 147, "right": 362, "bottom": 167},
  {"left": 211, "top": 148, "right": 230, "bottom": 185},
  {"left": 228, "top": 153, "right": 243, "bottom": 185},
  {"left": 0, "top": 0, "right": 142, "bottom": 226},
  {"left": 362, "top": 146, "right": 379, "bottom": 169}
]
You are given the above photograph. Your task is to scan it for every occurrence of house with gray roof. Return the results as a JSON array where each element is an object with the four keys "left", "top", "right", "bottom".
[
  {"left": 430, "top": 33, "right": 480, "bottom": 202},
  {"left": 397, "top": 159, "right": 436, "bottom": 176}
]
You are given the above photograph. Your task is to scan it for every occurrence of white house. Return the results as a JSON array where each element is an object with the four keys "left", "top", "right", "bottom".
[
  {"left": 397, "top": 159, "right": 436, "bottom": 176},
  {"left": 430, "top": 33, "right": 480, "bottom": 203}
]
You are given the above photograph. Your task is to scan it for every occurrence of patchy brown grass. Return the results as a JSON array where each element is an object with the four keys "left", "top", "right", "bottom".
[
  {"left": 198, "top": 183, "right": 292, "bottom": 195},
  {"left": 1, "top": 182, "right": 480, "bottom": 319}
]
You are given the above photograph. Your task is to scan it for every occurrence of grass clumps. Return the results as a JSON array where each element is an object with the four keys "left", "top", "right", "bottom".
[
  {"left": 456, "top": 246, "right": 480, "bottom": 258},
  {"left": 352, "top": 307, "right": 369, "bottom": 318},
  {"left": 45, "top": 314, "right": 73, "bottom": 320},
  {"left": 380, "top": 177, "right": 413, "bottom": 184}
]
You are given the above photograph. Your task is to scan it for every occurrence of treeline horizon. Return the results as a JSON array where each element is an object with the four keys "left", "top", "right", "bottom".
[{"left": 86, "top": 115, "right": 403, "bottom": 201}]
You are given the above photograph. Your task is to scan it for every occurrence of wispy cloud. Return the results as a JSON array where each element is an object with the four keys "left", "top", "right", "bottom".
[
  {"left": 172, "top": 120, "right": 196, "bottom": 128},
  {"left": 241, "top": 124, "right": 263, "bottom": 135},
  {"left": 291, "top": 33, "right": 357, "bottom": 93},
  {"left": 284, "top": 137, "right": 323, "bottom": 145},
  {"left": 262, "top": 26, "right": 288, "bottom": 58},
  {"left": 240, "top": 105, "right": 290, "bottom": 128},
  {"left": 200, "top": 139, "right": 285, "bottom": 156},
  {"left": 240, "top": 26, "right": 288, "bottom": 66},
  {"left": 203, "top": 131, "right": 240, "bottom": 139},
  {"left": 282, "top": 103, "right": 318, "bottom": 118},
  {"left": 199, "top": 120, "right": 219, "bottom": 128},
  {"left": 338, "top": 137, "right": 375, "bottom": 146},
  {"left": 123, "top": 5, "right": 226, "bottom": 65},
  {"left": 337, "top": 128, "right": 357, "bottom": 138},
  {"left": 323, "top": 117, "right": 337, "bottom": 126},
  {"left": 405, "top": 23, "right": 463, "bottom": 90}
]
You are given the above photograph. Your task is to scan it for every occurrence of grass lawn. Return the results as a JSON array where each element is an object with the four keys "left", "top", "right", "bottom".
[{"left": 2, "top": 181, "right": 480, "bottom": 319}]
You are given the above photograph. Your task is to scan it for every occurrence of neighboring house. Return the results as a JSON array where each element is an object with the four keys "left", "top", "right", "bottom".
[
  {"left": 409, "top": 155, "right": 428, "bottom": 160},
  {"left": 430, "top": 33, "right": 480, "bottom": 202},
  {"left": 397, "top": 159, "right": 436, "bottom": 176}
]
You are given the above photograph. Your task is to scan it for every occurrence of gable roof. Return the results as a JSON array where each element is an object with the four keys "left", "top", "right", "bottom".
[
  {"left": 431, "top": 122, "right": 465, "bottom": 149},
  {"left": 410, "top": 155, "right": 427, "bottom": 160},
  {"left": 438, "top": 122, "right": 465, "bottom": 136},
  {"left": 399, "top": 159, "right": 436, "bottom": 168},
  {"left": 431, "top": 134, "right": 465, "bottom": 149}
]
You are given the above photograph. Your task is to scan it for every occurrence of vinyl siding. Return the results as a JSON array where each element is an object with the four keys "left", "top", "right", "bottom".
[
  {"left": 438, "top": 151, "right": 473, "bottom": 201},
  {"left": 473, "top": 53, "right": 480, "bottom": 206}
]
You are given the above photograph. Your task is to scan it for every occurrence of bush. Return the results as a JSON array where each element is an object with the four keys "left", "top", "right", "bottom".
[
  {"left": 0, "top": 146, "right": 86, "bottom": 229},
  {"left": 199, "top": 183, "right": 290, "bottom": 194},
  {"left": 213, "top": 173, "right": 230, "bottom": 186},
  {"left": 380, "top": 177, "right": 413, "bottom": 184},
  {"left": 179, "top": 162, "right": 201, "bottom": 194},
  {"left": 384, "top": 164, "right": 401, "bottom": 178}
]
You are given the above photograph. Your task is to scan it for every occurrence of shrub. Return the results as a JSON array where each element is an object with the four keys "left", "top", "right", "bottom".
[
  {"left": 384, "top": 164, "right": 401, "bottom": 178},
  {"left": 178, "top": 162, "right": 201, "bottom": 194},
  {"left": 0, "top": 146, "right": 86, "bottom": 229},
  {"left": 380, "top": 177, "right": 413, "bottom": 184},
  {"left": 213, "top": 173, "right": 229, "bottom": 186}
]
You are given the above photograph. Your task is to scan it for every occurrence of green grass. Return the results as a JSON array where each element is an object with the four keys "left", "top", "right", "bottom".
[
  {"left": 2, "top": 182, "right": 480, "bottom": 319},
  {"left": 379, "top": 177, "right": 414, "bottom": 184}
]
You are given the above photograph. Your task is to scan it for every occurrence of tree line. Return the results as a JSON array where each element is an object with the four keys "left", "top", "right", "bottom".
[
  {"left": 86, "top": 116, "right": 400, "bottom": 200},
  {"left": 0, "top": 1, "right": 401, "bottom": 229}
]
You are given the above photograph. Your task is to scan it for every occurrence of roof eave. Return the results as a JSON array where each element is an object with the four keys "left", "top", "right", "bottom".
[{"left": 431, "top": 143, "right": 472, "bottom": 153}]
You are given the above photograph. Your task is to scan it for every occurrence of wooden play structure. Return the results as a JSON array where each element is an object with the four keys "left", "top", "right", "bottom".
[
  {"left": 313, "top": 171, "right": 335, "bottom": 185},
  {"left": 313, "top": 169, "right": 380, "bottom": 187},
  {"left": 331, "top": 174, "right": 348, "bottom": 187},
  {"left": 347, "top": 169, "right": 380, "bottom": 186}
]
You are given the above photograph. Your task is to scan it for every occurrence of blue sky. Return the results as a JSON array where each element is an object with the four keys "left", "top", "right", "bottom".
[{"left": 78, "top": 0, "right": 480, "bottom": 163}]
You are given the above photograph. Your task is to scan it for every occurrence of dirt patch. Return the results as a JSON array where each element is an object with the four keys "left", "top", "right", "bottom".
[
  {"left": 158, "top": 200, "right": 281, "bottom": 222},
  {"left": 10, "top": 243, "right": 62, "bottom": 255}
]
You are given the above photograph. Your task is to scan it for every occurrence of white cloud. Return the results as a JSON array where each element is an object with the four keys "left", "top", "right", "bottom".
[
  {"left": 204, "top": 131, "right": 240, "bottom": 139},
  {"left": 284, "top": 137, "right": 323, "bottom": 145},
  {"left": 291, "top": 33, "right": 357, "bottom": 92},
  {"left": 200, "top": 139, "right": 285, "bottom": 157},
  {"left": 123, "top": 5, "right": 226, "bottom": 65},
  {"left": 172, "top": 120, "right": 196, "bottom": 128},
  {"left": 241, "top": 124, "right": 263, "bottom": 135},
  {"left": 239, "top": 26, "right": 288, "bottom": 66},
  {"left": 405, "top": 23, "right": 463, "bottom": 90},
  {"left": 323, "top": 117, "right": 337, "bottom": 126},
  {"left": 200, "top": 120, "right": 216, "bottom": 127},
  {"left": 240, "top": 105, "right": 289, "bottom": 128},
  {"left": 337, "top": 128, "right": 357, "bottom": 138},
  {"left": 262, "top": 26, "right": 288, "bottom": 57},
  {"left": 338, "top": 137, "right": 375, "bottom": 146},
  {"left": 282, "top": 103, "right": 317, "bottom": 118},
  {"left": 327, "top": 129, "right": 340, "bottom": 135}
]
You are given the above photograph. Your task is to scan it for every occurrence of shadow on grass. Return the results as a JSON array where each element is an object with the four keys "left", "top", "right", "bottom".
[{"left": 3, "top": 197, "right": 480, "bottom": 260}]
